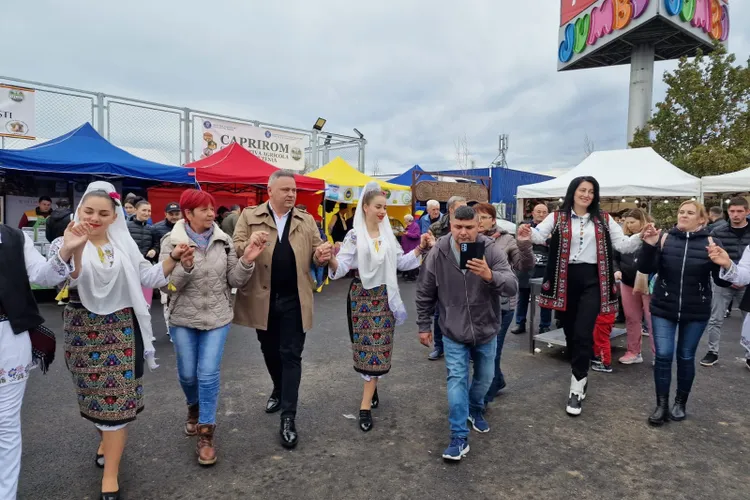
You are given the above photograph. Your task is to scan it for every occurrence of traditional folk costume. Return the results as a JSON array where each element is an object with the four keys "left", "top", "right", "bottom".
[
  {"left": 49, "top": 182, "right": 167, "bottom": 431},
  {"left": 531, "top": 209, "right": 641, "bottom": 415},
  {"left": 329, "top": 183, "right": 421, "bottom": 379},
  {"left": 0, "top": 225, "right": 73, "bottom": 498}
]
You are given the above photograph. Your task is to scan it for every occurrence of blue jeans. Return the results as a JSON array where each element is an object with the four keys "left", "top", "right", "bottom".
[
  {"left": 444, "top": 335, "right": 497, "bottom": 439},
  {"left": 651, "top": 316, "right": 708, "bottom": 396},
  {"left": 170, "top": 324, "right": 231, "bottom": 425},
  {"left": 485, "top": 309, "right": 515, "bottom": 403},
  {"left": 434, "top": 309, "right": 443, "bottom": 352},
  {"left": 515, "top": 287, "right": 551, "bottom": 328}
]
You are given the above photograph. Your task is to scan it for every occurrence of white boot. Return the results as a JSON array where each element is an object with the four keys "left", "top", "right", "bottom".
[{"left": 566, "top": 374, "right": 587, "bottom": 416}]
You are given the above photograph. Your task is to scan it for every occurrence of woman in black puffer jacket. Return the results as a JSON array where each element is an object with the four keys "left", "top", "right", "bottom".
[{"left": 638, "top": 201, "right": 731, "bottom": 426}]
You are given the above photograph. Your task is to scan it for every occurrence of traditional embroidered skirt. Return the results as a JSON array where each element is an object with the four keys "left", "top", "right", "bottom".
[
  {"left": 347, "top": 278, "right": 395, "bottom": 377},
  {"left": 63, "top": 299, "right": 145, "bottom": 426}
]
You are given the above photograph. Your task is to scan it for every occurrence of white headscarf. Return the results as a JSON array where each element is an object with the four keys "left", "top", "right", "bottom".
[
  {"left": 73, "top": 181, "right": 158, "bottom": 370},
  {"left": 354, "top": 182, "right": 407, "bottom": 325}
]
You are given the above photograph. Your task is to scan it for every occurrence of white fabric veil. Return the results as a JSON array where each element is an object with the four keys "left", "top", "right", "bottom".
[
  {"left": 353, "top": 181, "right": 407, "bottom": 325},
  {"left": 73, "top": 181, "right": 158, "bottom": 369}
]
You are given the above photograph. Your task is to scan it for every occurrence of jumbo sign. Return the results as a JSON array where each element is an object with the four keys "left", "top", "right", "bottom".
[{"left": 558, "top": 0, "right": 730, "bottom": 66}]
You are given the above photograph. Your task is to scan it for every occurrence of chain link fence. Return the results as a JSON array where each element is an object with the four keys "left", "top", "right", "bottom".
[{"left": 0, "top": 76, "right": 366, "bottom": 172}]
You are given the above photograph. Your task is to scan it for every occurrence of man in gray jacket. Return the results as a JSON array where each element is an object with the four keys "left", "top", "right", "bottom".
[{"left": 416, "top": 205, "right": 517, "bottom": 462}]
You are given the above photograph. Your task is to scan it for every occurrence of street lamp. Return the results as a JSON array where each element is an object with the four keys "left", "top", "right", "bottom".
[
  {"left": 324, "top": 134, "right": 332, "bottom": 146},
  {"left": 353, "top": 128, "right": 364, "bottom": 139},
  {"left": 313, "top": 118, "right": 327, "bottom": 131}
]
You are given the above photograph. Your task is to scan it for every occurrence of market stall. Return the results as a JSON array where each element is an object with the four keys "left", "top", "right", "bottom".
[{"left": 701, "top": 167, "right": 750, "bottom": 195}]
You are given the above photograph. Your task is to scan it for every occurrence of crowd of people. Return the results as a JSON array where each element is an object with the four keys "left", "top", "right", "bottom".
[{"left": 2, "top": 173, "right": 749, "bottom": 500}]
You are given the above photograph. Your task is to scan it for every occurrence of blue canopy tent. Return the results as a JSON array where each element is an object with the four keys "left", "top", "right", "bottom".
[
  {"left": 0, "top": 123, "right": 195, "bottom": 184},
  {"left": 387, "top": 165, "right": 437, "bottom": 186}
]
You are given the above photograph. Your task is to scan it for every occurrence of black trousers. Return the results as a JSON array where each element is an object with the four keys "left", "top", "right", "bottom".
[
  {"left": 256, "top": 294, "right": 306, "bottom": 418},
  {"left": 558, "top": 264, "right": 601, "bottom": 380}
]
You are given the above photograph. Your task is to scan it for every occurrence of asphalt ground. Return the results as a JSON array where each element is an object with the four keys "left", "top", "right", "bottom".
[{"left": 18, "top": 280, "right": 750, "bottom": 500}]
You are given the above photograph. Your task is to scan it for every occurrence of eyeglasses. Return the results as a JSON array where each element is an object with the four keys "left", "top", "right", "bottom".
[{"left": 478, "top": 215, "right": 493, "bottom": 221}]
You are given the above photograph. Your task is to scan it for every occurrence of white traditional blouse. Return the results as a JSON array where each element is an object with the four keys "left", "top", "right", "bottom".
[
  {"left": 0, "top": 232, "right": 73, "bottom": 386},
  {"left": 328, "top": 229, "right": 421, "bottom": 281}
]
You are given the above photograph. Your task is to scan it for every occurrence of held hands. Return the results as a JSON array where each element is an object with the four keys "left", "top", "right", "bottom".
[
  {"left": 418, "top": 233, "right": 435, "bottom": 251},
  {"left": 315, "top": 242, "right": 333, "bottom": 265},
  {"left": 517, "top": 224, "right": 532, "bottom": 240},
  {"left": 614, "top": 271, "right": 622, "bottom": 281},
  {"left": 466, "top": 257, "right": 492, "bottom": 281},
  {"left": 172, "top": 243, "right": 194, "bottom": 267},
  {"left": 419, "top": 332, "right": 433, "bottom": 348},
  {"left": 641, "top": 223, "right": 659, "bottom": 246},
  {"left": 146, "top": 249, "right": 157, "bottom": 259},
  {"left": 707, "top": 242, "right": 732, "bottom": 270},
  {"left": 62, "top": 221, "right": 92, "bottom": 252}
]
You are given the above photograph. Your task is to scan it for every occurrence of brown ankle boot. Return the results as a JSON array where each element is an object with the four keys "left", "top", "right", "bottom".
[
  {"left": 197, "top": 424, "right": 217, "bottom": 466},
  {"left": 184, "top": 404, "right": 199, "bottom": 436}
]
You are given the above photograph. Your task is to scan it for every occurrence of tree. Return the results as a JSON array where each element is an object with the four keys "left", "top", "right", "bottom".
[
  {"left": 583, "top": 133, "right": 595, "bottom": 158},
  {"left": 370, "top": 159, "right": 381, "bottom": 177},
  {"left": 631, "top": 44, "right": 750, "bottom": 177}
]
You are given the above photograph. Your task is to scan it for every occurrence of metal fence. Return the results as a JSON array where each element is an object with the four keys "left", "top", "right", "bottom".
[{"left": 0, "top": 76, "right": 366, "bottom": 172}]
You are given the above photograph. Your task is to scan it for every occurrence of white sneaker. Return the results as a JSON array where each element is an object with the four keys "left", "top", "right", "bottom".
[
  {"left": 619, "top": 353, "right": 643, "bottom": 365},
  {"left": 566, "top": 375, "right": 587, "bottom": 416}
]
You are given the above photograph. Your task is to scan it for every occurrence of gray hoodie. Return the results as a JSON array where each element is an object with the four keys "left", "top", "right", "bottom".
[{"left": 416, "top": 234, "right": 518, "bottom": 346}]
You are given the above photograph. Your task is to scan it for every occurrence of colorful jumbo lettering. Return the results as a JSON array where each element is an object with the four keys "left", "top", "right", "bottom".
[{"left": 559, "top": 0, "right": 730, "bottom": 63}]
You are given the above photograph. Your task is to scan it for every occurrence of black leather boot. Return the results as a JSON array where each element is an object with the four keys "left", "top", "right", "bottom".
[
  {"left": 670, "top": 391, "right": 689, "bottom": 421},
  {"left": 648, "top": 394, "right": 670, "bottom": 426}
]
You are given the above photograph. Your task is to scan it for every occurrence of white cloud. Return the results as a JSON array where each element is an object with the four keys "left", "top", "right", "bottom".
[{"left": 1, "top": 0, "right": 748, "bottom": 178}]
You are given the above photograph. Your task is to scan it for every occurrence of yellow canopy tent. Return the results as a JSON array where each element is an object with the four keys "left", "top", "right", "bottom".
[{"left": 308, "top": 156, "right": 412, "bottom": 236}]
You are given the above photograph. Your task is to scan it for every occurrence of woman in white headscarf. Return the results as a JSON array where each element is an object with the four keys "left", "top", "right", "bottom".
[
  {"left": 48, "top": 182, "right": 191, "bottom": 500},
  {"left": 328, "top": 182, "right": 433, "bottom": 432}
]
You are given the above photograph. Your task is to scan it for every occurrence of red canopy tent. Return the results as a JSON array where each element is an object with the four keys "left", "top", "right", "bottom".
[{"left": 147, "top": 143, "right": 324, "bottom": 222}]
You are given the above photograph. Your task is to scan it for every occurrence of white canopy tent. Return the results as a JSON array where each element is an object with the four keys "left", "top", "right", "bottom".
[
  {"left": 701, "top": 167, "right": 750, "bottom": 194},
  {"left": 516, "top": 148, "right": 702, "bottom": 199}
]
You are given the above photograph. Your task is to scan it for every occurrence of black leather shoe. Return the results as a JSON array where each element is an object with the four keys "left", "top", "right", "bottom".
[
  {"left": 100, "top": 491, "right": 120, "bottom": 500},
  {"left": 280, "top": 417, "right": 298, "bottom": 449},
  {"left": 359, "top": 410, "right": 373, "bottom": 432},
  {"left": 265, "top": 393, "right": 281, "bottom": 413},
  {"left": 648, "top": 394, "right": 670, "bottom": 426},
  {"left": 670, "top": 391, "right": 689, "bottom": 421},
  {"left": 371, "top": 388, "right": 379, "bottom": 409},
  {"left": 511, "top": 324, "right": 526, "bottom": 335},
  {"left": 95, "top": 453, "right": 105, "bottom": 468}
]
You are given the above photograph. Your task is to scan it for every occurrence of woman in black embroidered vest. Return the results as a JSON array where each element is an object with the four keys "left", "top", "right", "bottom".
[{"left": 518, "top": 177, "right": 645, "bottom": 416}]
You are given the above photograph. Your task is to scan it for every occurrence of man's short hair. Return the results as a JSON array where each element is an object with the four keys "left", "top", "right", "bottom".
[
  {"left": 447, "top": 196, "right": 466, "bottom": 211},
  {"left": 57, "top": 198, "right": 71, "bottom": 208},
  {"left": 268, "top": 170, "right": 296, "bottom": 186},
  {"left": 728, "top": 197, "right": 749, "bottom": 210},
  {"left": 39, "top": 196, "right": 52, "bottom": 203},
  {"left": 426, "top": 200, "right": 440, "bottom": 209},
  {"left": 453, "top": 205, "right": 476, "bottom": 221},
  {"left": 230, "top": 204, "right": 241, "bottom": 211},
  {"left": 135, "top": 200, "right": 151, "bottom": 209},
  {"left": 709, "top": 206, "right": 724, "bottom": 217}
]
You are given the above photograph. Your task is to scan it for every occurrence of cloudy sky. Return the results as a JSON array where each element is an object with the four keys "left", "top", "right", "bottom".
[{"left": 2, "top": 0, "right": 748, "bottom": 177}]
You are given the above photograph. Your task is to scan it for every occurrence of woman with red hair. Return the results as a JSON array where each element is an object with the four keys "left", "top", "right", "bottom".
[{"left": 159, "top": 189, "right": 265, "bottom": 465}]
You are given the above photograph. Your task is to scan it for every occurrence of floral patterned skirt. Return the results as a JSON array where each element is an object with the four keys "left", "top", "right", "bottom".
[
  {"left": 63, "top": 303, "right": 144, "bottom": 426},
  {"left": 347, "top": 279, "right": 395, "bottom": 377}
]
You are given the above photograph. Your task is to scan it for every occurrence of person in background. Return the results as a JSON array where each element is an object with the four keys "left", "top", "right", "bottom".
[
  {"left": 614, "top": 208, "right": 655, "bottom": 365},
  {"left": 123, "top": 200, "right": 137, "bottom": 221},
  {"left": 232, "top": 170, "right": 333, "bottom": 449},
  {"left": 420, "top": 199, "right": 442, "bottom": 234},
  {"left": 221, "top": 205, "right": 241, "bottom": 236},
  {"left": 328, "top": 202, "right": 351, "bottom": 244},
  {"left": 592, "top": 311, "right": 617, "bottom": 373},
  {"left": 0, "top": 220, "right": 82, "bottom": 500},
  {"left": 160, "top": 189, "right": 261, "bottom": 466},
  {"left": 45, "top": 198, "right": 74, "bottom": 243},
  {"left": 640, "top": 201, "right": 730, "bottom": 426},
  {"left": 216, "top": 206, "right": 229, "bottom": 228},
  {"left": 18, "top": 196, "right": 53, "bottom": 229},
  {"left": 472, "top": 202, "right": 534, "bottom": 404},
  {"left": 707, "top": 206, "right": 726, "bottom": 232},
  {"left": 152, "top": 202, "right": 182, "bottom": 245},
  {"left": 151, "top": 202, "right": 182, "bottom": 340},
  {"left": 427, "top": 196, "right": 467, "bottom": 361},
  {"left": 512, "top": 203, "right": 552, "bottom": 335},
  {"left": 517, "top": 177, "right": 643, "bottom": 417},
  {"left": 417, "top": 205, "right": 517, "bottom": 461},
  {"left": 400, "top": 214, "right": 421, "bottom": 281},
  {"left": 128, "top": 200, "right": 158, "bottom": 309},
  {"left": 701, "top": 197, "right": 750, "bottom": 367}
]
